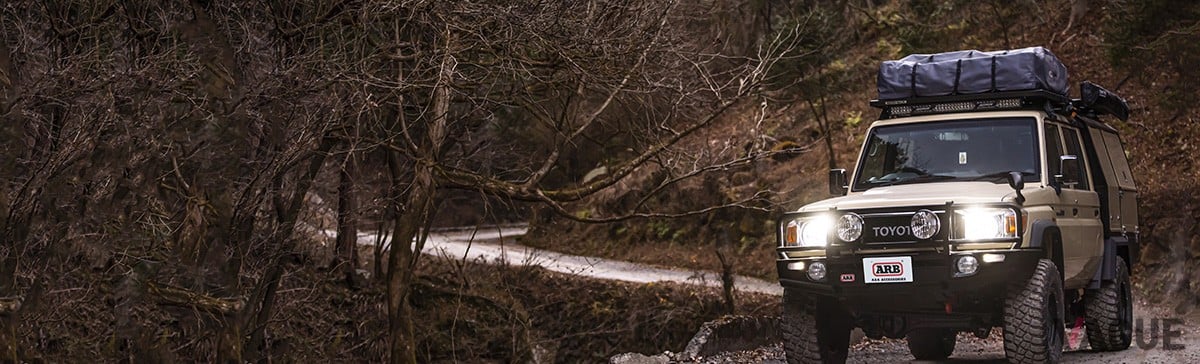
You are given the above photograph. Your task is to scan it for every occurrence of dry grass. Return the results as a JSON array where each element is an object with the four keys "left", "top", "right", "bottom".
[{"left": 10, "top": 241, "right": 780, "bottom": 363}]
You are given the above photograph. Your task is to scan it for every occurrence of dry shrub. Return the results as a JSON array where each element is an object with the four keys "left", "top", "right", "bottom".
[{"left": 415, "top": 255, "right": 781, "bottom": 363}]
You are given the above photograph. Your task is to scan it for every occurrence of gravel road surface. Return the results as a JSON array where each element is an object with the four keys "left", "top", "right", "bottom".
[{"left": 696, "top": 298, "right": 1199, "bottom": 363}]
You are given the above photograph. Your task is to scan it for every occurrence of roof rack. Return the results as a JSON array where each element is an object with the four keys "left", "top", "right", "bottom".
[{"left": 870, "top": 90, "right": 1072, "bottom": 119}]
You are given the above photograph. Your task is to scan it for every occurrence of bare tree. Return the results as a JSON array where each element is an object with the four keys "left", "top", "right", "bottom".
[
  {"left": 335, "top": 149, "right": 361, "bottom": 285},
  {"left": 0, "top": 1, "right": 803, "bottom": 362},
  {"left": 363, "top": 2, "right": 803, "bottom": 362}
]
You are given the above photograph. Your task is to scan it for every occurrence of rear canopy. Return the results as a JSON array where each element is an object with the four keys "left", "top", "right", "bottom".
[{"left": 877, "top": 47, "right": 1069, "bottom": 101}]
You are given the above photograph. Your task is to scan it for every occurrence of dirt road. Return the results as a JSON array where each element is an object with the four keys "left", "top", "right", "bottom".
[
  {"left": 344, "top": 226, "right": 783, "bottom": 295},
  {"left": 350, "top": 226, "right": 1199, "bottom": 363},
  {"left": 689, "top": 298, "right": 1198, "bottom": 363},
  {"left": 845, "top": 296, "right": 1199, "bottom": 363}
]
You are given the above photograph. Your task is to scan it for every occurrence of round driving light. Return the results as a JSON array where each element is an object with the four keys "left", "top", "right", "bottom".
[
  {"left": 807, "top": 261, "right": 827, "bottom": 281},
  {"left": 910, "top": 210, "right": 940, "bottom": 240},
  {"left": 956, "top": 255, "right": 979, "bottom": 275},
  {"left": 837, "top": 213, "right": 863, "bottom": 242}
]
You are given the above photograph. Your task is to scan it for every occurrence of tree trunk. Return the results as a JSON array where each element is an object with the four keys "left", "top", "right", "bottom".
[
  {"left": 386, "top": 26, "right": 454, "bottom": 364},
  {"left": 384, "top": 166, "right": 428, "bottom": 364},
  {"left": 808, "top": 97, "right": 838, "bottom": 169},
  {"left": 219, "top": 134, "right": 336, "bottom": 362},
  {"left": 384, "top": 147, "right": 442, "bottom": 364},
  {"left": 335, "top": 151, "right": 360, "bottom": 286},
  {"left": 715, "top": 244, "right": 736, "bottom": 315},
  {"left": 374, "top": 218, "right": 388, "bottom": 280}
]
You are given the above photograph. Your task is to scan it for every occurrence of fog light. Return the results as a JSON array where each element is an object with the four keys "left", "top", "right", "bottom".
[
  {"left": 956, "top": 255, "right": 979, "bottom": 276},
  {"left": 981, "top": 253, "right": 1006, "bottom": 263},
  {"left": 807, "top": 261, "right": 827, "bottom": 281}
]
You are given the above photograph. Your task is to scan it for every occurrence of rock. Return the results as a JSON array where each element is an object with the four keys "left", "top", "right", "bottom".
[
  {"left": 681, "top": 315, "right": 781, "bottom": 359},
  {"left": 354, "top": 268, "right": 371, "bottom": 280},
  {"left": 608, "top": 352, "right": 670, "bottom": 364},
  {"left": 850, "top": 328, "right": 866, "bottom": 345}
]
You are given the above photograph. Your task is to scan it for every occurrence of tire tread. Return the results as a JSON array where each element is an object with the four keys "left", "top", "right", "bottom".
[
  {"left": 1003, "top": 259, "right": 1065, "bottom": 364},
  {"left": 1083, "top": 257, "right": 1133, "bottom": 351}
]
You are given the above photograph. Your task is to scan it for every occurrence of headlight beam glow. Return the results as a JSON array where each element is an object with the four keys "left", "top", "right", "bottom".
[
  {"left": 800, "top": 215, "right": 833, "bottom": 247},
  {"left": 956, "top": 208, "right": 1018, "bottom": 240}
]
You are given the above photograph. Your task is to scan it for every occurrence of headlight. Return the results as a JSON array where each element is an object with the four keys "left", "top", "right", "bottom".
[
  {"left": 910, "top": 209, "right": 940, "bottom": 240},
  {"left": 836, "top": 213, "right": 863, "bottom": 242},
  {"left": 782, "top": 215, "right": 834, "bottom": 247},
  {"left": 800, "top": 216, "right": 833, "bottom": 247},
  {"left": 956, "top": 208, "right": 1018, "bottom": 240}
]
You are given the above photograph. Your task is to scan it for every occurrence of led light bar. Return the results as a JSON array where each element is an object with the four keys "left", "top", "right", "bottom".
[{"left": 870, "top": 90, "right": 1071, "bottom": 119}]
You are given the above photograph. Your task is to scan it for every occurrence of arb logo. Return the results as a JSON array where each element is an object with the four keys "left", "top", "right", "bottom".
[
  {"left": 861, "top": 256, "right": 913, "bottom": 284},
  {"left": 872, "top": 262, "right": 904, "bottom": 276}
]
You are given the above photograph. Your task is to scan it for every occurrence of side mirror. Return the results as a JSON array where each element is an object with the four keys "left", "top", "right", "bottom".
[
  {"left": 1007, "top": 171, "right": 1024, "bottom": 191},
  {"left": 1008, "top": 171, "right": 1025, "bottom": 204},
  {"left": 1053, "top": 155, "right": 1079, "bottom": 194},
  {"left": 829, "top": 169, "right": 848, "bottom": 196}
]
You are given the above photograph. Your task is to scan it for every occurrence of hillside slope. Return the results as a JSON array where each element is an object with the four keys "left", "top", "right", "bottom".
[{"left": 525, "top": 0, "right": 1200, "bottom": 311}]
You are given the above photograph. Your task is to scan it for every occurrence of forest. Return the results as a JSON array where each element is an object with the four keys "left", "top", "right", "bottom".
[{"left": 0, "top": 0, "right": 1197, "bottom": 363}]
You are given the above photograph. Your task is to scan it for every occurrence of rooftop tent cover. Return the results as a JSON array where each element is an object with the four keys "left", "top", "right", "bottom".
[{"left": 877, "top": 46, "right": 1069, "bottom": 100}]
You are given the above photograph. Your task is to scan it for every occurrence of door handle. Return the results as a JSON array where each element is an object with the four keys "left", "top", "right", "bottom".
[{"left": 1072, "top": 208, "right": 1079, "bottom": 216}]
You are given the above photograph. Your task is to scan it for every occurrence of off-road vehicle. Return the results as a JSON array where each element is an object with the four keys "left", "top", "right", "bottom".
[{"left": 776, "top": 47, "right": 1138, "bottom": 363}]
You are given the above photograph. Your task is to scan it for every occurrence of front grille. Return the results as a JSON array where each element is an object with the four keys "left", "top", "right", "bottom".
[{"left": 858, "top": 211, "right": 949, "bottom": 244}]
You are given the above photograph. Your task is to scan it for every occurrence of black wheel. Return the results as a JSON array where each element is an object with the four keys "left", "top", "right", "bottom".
[
  {"left": 906, "top": 329, "right": 956, "bottom": 360},
  {"left": 1003, "top": 259, "right": 1065, "bottom": 364},
  {"left": 1083, "top": 256, "right": 1133, "bottom": 351},
  {"left": 781, "top": 289, "right": 851, "bottom": 364}
]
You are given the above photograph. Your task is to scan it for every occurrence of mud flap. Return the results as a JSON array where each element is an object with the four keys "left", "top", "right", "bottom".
[{"left": 1088, "top": 237, "right": 1120, "bottom": 289}]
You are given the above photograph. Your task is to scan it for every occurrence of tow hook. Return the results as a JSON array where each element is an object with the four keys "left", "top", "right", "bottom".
[{"left": 944, "top": 295, "right": 957, "bottom": 314}]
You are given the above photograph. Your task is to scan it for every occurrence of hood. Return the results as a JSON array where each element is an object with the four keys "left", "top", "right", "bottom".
[{"left": 797, "top": 181, "right": 1019, "bottom": 212}]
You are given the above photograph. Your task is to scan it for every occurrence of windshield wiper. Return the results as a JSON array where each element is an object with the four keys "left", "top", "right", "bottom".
[
  {"left": 877, "top": 173, "right": 957, "bottom": 187},
  {"left": 969, "top": 171, "right": 1036, "bottom": 182}
]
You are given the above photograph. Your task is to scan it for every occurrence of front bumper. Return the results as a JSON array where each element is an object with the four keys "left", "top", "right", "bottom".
[{"left": 777, "top": 248, "right": 1041, "bottom": 315}]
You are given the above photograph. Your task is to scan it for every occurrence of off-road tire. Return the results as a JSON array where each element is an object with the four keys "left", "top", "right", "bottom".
[
  {"left": 1003, "top": 259, "right": 1065, "bottom": 364},
  {"left": 781, "top": 290, "right": 851, "bottom": 364},
  {"left": 1083, "top": 256, "right": 1133, "bottom": 351},
  {"left": 906, "top": 329, "right": 956, "bottom": 360}
]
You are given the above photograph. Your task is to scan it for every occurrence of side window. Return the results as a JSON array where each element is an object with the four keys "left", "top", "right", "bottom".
[
  {"left": 1044, "top": 124, "right": 1063, "bottom": 179},
  {"left": 1061, "top": 127, "right": 1090, "bottom": 190}
]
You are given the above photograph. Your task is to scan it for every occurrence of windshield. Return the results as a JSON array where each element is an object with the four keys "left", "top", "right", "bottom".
[{"left": 852, "top": 117, "right": 1040, "bottom": 191}]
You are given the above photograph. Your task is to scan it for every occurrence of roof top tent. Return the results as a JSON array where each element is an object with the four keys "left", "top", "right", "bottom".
[
  {"left": 869, "top": 47, "right": 1138, "bottom": 253},
  {"left": 871, "top": 46, "right": 1074, "bottom": 118},
  {"left": 877, "top": 46, "right": 1070, "bottom": 101}
]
